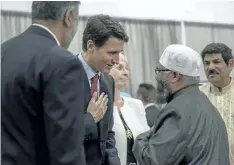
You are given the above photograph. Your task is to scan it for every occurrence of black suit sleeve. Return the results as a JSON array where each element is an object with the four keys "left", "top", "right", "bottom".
[
  {"left": 43, "top": 56, "right": 86, "bottom": 165},
  {"left": 84, "top": 112, "right": 99, "bottom": 139},
  {"left": 105, "top": 77, "right": 121, "bottom": 165}
]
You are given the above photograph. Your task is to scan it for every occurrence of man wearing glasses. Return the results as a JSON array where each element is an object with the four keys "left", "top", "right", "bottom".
[{"left": 133, "top": 44, "right": 229, "bottom": 165}]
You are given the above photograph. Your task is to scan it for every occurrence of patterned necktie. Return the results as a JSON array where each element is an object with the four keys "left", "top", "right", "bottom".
[{"left": 90, "top": 74, "right": 99, "bottom": 96}]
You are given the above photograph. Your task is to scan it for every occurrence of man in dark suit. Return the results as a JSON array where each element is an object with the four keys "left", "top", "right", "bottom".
[
  {"left": 1, "top": 2, "right": 86, "bottom": 165},
  {"left": 77, "top": 15, "right": 129, "bottom": 165},
  {"left": 136, "top": 83, "right": 160, "bottom": 127}
]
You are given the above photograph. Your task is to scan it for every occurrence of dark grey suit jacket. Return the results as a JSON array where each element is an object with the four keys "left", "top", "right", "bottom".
[
  {"left": 133, "top": 85, "right": 229, "bottom": 165},
  {"left": 1, "top": 25, "right": 86, "bottom": 165},
  {"left": 82, "top": 72, "right": 120, "bottom": 165},
  {"left": 145, "top": 104, "right": 160, "bottom": 128}
]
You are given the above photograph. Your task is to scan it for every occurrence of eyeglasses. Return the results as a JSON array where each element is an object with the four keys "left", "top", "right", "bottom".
[
  {"left": 115, "top": 64, "right": 129, "bottom": 72},
  {"left": 155, "top": 68, "right": 171, "bottom": 74}
]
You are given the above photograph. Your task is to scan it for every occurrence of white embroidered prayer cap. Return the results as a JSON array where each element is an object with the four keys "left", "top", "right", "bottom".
[{"left": 159, "top": 44, "right": 202, "bottom": 77}]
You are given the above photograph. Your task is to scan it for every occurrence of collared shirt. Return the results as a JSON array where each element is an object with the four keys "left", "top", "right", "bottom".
[
  {"left": 200, "top": 80, "right": 234, "bottom": 164},
  {"left": 32, "top": 23, "right": 60, "bottom": 46},
  {"left": 144, "top": 103, "right": 166, "bottom": 110},
  {"left": 78, "top": 53, "right": 101, "bottom": 94},
  {"left": 144, "top": 103, "right": 156, "bottom": 109},
  {"left": 120, "top": 92, "right": 131, "bottom": 97}
]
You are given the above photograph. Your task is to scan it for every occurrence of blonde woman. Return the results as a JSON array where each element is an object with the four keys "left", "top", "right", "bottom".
[{"left": 110, "top": 54, "right": 149, "bottom": 165}]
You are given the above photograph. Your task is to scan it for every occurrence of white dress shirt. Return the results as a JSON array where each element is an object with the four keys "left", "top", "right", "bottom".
[{"left": 113, "top": 97, "right": 149, "bottom": 165}]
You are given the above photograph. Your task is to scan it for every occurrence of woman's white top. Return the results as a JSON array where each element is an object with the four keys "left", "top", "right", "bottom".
[{"left": 113, "top": 96, "right": 150, "bottom": 165}]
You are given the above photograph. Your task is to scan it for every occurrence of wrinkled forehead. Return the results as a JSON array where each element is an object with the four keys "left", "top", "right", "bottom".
[{"left": 204, "top": 53, "right": 224, "bottom": 61}]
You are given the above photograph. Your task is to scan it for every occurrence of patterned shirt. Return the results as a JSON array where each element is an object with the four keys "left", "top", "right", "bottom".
[{"left": 200, "top": 80, "right": 234, "bottom": 164}]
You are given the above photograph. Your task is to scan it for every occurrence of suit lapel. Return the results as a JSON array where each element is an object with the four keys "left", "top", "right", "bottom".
[
  {"left": 99, "top": 74, "right": 108, "bottom": 95},
  {"left": 85, "top": 79, "right": 91, "bottom": 106},
  {"left": 98, "top": 74, "right": 109, "bottom": 141},
  {"left": 75, "top": 53, "right": 91, "bottom": 109}
]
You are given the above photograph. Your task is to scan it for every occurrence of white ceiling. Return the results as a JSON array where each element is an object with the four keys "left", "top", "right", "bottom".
[{"left": 1, "top": 0, "right": 234, "bottom": 24}]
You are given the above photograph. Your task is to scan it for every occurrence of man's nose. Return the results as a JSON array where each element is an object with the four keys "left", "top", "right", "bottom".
[{"left": 207, "top": 63, "right": 215, "bottom": 70}]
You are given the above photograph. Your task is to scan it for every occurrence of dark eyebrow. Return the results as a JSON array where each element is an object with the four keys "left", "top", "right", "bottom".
[
  {"left": 204, "top": 58, "right": 221, "bottom": 62},
  {"left": 213, "top": 59, "right": 222, "bottom": 61},
  {"left": 107, "top": 50, "right": 123, "bottom": 54}
]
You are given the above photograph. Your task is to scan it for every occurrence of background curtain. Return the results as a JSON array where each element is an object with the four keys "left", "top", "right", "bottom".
[
  {"left": 185, "top": 22, "right": 234, "bottom": 83},
  {"left": 1, "top": 10, "right": 234, "bottom": 96}
]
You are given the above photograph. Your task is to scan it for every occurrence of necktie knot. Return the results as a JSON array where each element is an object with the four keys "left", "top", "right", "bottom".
[
  {"left": 92, "top": 74, "right": 99, "bottom": 83},
  {"left": 90, "top": 74, "right": 99, "bottom": 96}
]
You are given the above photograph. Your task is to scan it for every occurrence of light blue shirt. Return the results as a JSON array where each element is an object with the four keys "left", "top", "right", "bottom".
[
  {"left": 120, "top": 92, "right": 131, "bottom": 97},
  {"left": 78, "top": 53, "right": 101, "bottom": 94}
]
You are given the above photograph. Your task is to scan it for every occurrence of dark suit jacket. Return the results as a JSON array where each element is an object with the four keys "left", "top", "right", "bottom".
[
  {"left": 1, "top": 25, "right": 86, "bottom": 165},
  {"left": 145, "top": 104, "right": 160, "bottom": 127},
  {"left": 133, "top": 85, "right": 229, "bottom": 165},
  {"left": 82, "top": 73, "right": 120, "bottom": 165}
]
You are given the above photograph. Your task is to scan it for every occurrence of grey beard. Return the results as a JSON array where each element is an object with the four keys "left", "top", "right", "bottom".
[{"left": 155, "top": 79, "right": 170, "bottom": 104}]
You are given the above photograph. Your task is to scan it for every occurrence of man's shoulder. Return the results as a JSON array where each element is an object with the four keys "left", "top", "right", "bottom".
[
  {"left": 42, "top": 43, "right": 83, "bottom": 75},
  {"left": 101, "top": 74, "right": 114, "bottom": 86},
  {"left": 100, "top": 74, "right": 115, "bottom": 98},
  {"left": 156, "top": 104, "right": 182, "bottom": 123},
  {"left": 146, "top": 104, "right": 159, "bottom": 111},
  {"left": 49, "top": 46, "right": 77, "bottom": 62}
]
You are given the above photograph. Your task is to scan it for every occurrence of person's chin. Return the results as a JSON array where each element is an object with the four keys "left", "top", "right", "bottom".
[
  {"left": 208, "top": 74, "right": 220, "bottom": 82},
  {"left": 120, "top": 82, "right": 128, "bottom": 89}
]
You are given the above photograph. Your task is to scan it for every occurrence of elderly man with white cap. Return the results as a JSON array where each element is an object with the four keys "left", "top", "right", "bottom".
[{"left": 132, "top": 44, "right": 230, "bottom": 165}]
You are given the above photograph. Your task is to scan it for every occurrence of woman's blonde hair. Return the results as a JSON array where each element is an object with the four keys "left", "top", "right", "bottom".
[{"left": 119, "top": 53, "right": 128, "bottom": 63}]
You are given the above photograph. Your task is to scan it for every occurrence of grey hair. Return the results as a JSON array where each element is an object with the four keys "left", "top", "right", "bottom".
[
  {"left": 181, "top": 75, "right": 200, "bottom": 86},
  {"left": 32, "top": 1, "right": 80, "bottom": 21}
]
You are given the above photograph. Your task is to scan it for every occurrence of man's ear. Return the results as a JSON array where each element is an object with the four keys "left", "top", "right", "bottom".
[
  {"left": 87, "top": 40, "right": 95, "bottom": 53},
  {"left": 63, "top": 9, "right": 73, "bottom": 28},
  {"left": 170, "top": 72, "right": 180, "bottom": 83},
  {"left": 228, "top": 58, "right": 234, "bottom": 71}
]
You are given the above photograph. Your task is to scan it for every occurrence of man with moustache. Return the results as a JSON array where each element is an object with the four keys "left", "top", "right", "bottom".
[
  {"left": 77, "top": 15, "right": 129, "bottom": 165},
  {"left": 132, "top": 44, "right": 229, "bottom": 165},
  {"left": 200, "top": 43, "right": 234, "bottom": 164},
  {"left": 1, "top": 2, "right": 86, "bottom": 165}
]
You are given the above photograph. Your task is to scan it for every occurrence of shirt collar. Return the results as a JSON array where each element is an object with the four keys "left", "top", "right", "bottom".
[
  {"left": 144, "top": 103, "right": 156, "bottom": 109},
  {"left": 78, "top": 52, "right": 101, "bottom": 80},
  {"left": 32, "top": 24, "right": 60, "bottom": 46},
  {"left": 209, "top": 79, "right": 233, "bottom": 94}
]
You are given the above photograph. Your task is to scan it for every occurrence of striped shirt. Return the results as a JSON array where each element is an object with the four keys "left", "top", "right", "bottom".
[{"left": 200, "top": 81, "right": 234, "bottom": 164}]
